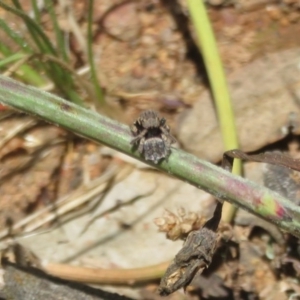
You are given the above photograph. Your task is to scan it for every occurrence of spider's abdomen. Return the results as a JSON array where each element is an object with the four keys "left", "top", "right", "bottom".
[{"left": 142, "top": 137, "right": 169, "bottom": 164}]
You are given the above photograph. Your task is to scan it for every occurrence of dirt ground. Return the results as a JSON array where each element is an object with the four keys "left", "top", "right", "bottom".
[{"left": 1, "top": 0, "right": 300, "bottom": 299}]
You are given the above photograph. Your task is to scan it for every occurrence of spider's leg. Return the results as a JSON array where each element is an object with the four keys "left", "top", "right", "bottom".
[
  {"left": 130, "top": 129, "right": 147, "bottom": 144},
  {"left": 130, "top": 124, "right": 138, "bottom": 135},
  {"left": 137, "top": 137, "right": 145, "bottom": 154},
  {"left": 161, "top": 126, "right": 177, "bottom": 144},
  {"left": 160, "top": 118, "right": 166, "bottom": 126},
  {"left": 161, "top": 136, "right": 171, "bottom": 157}
]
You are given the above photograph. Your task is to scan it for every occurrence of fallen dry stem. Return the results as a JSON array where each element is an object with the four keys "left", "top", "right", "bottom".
[
  {"left": 0, "top": 118, "right": 37, "bottom": 152},
  {"left": 42, "top": 261, "right": 170, "bottom": 285},
  {"left": 58, "top": 0, "right": 86, "bottom": 55},
  {"left": 0, "top": 163, "right": 126, "bottom": 244}
]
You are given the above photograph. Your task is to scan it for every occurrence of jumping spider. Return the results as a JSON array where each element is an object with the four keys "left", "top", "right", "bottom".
[{"left": 130, "top": 110, "right": 176, "bottom": 164}]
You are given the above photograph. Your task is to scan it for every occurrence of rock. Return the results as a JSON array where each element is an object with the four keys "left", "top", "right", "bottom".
[{"left": 177, "top": 48, "right": 300, "bottom": 162}]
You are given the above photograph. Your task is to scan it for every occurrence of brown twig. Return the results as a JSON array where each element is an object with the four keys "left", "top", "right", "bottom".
[{"left": 42, "top": 261, "right": 169, "bottom": 285}]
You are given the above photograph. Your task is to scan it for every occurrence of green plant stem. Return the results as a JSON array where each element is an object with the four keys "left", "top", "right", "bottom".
[
  {"left": 0, "top": 75, "right": 299, "bottom": 237},
  {"left": 0, "top": 53, "right": 26, "bottom": 68},
  {"left": 0, "top": 0, "right": 83, "bottom": 104},
  {"left": 186, "top": 0, "right": 240, "bottom": 221},
  {"left": 0, "top": 18, "right": 45, "bottom": 86},
  {"left": 13, "top": 64, "right": 45, "bottom": 86},
  {"left": 9, "top": 0, "right": 57, "bottom": 55},
  {"left": 0, "top": 18, "right": 33, "bottom": 53},
  {"left": 46, "top": 0, "right": 68, "bottom": 61},
  {"left": 31, "top": 0, "right": 41, "bottom": 25},
  {"left": 0, "top": 53, "right": 44, "bottom": 86}
]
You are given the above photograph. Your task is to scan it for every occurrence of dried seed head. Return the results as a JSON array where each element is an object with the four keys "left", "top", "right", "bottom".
[{"left": 154, "top": 208, "right": 205, "bottom": 240}]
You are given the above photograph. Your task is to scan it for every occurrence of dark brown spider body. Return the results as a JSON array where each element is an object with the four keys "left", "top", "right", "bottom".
[{"left": 130, "top": 110, "right": 176, "bottom": 164}]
